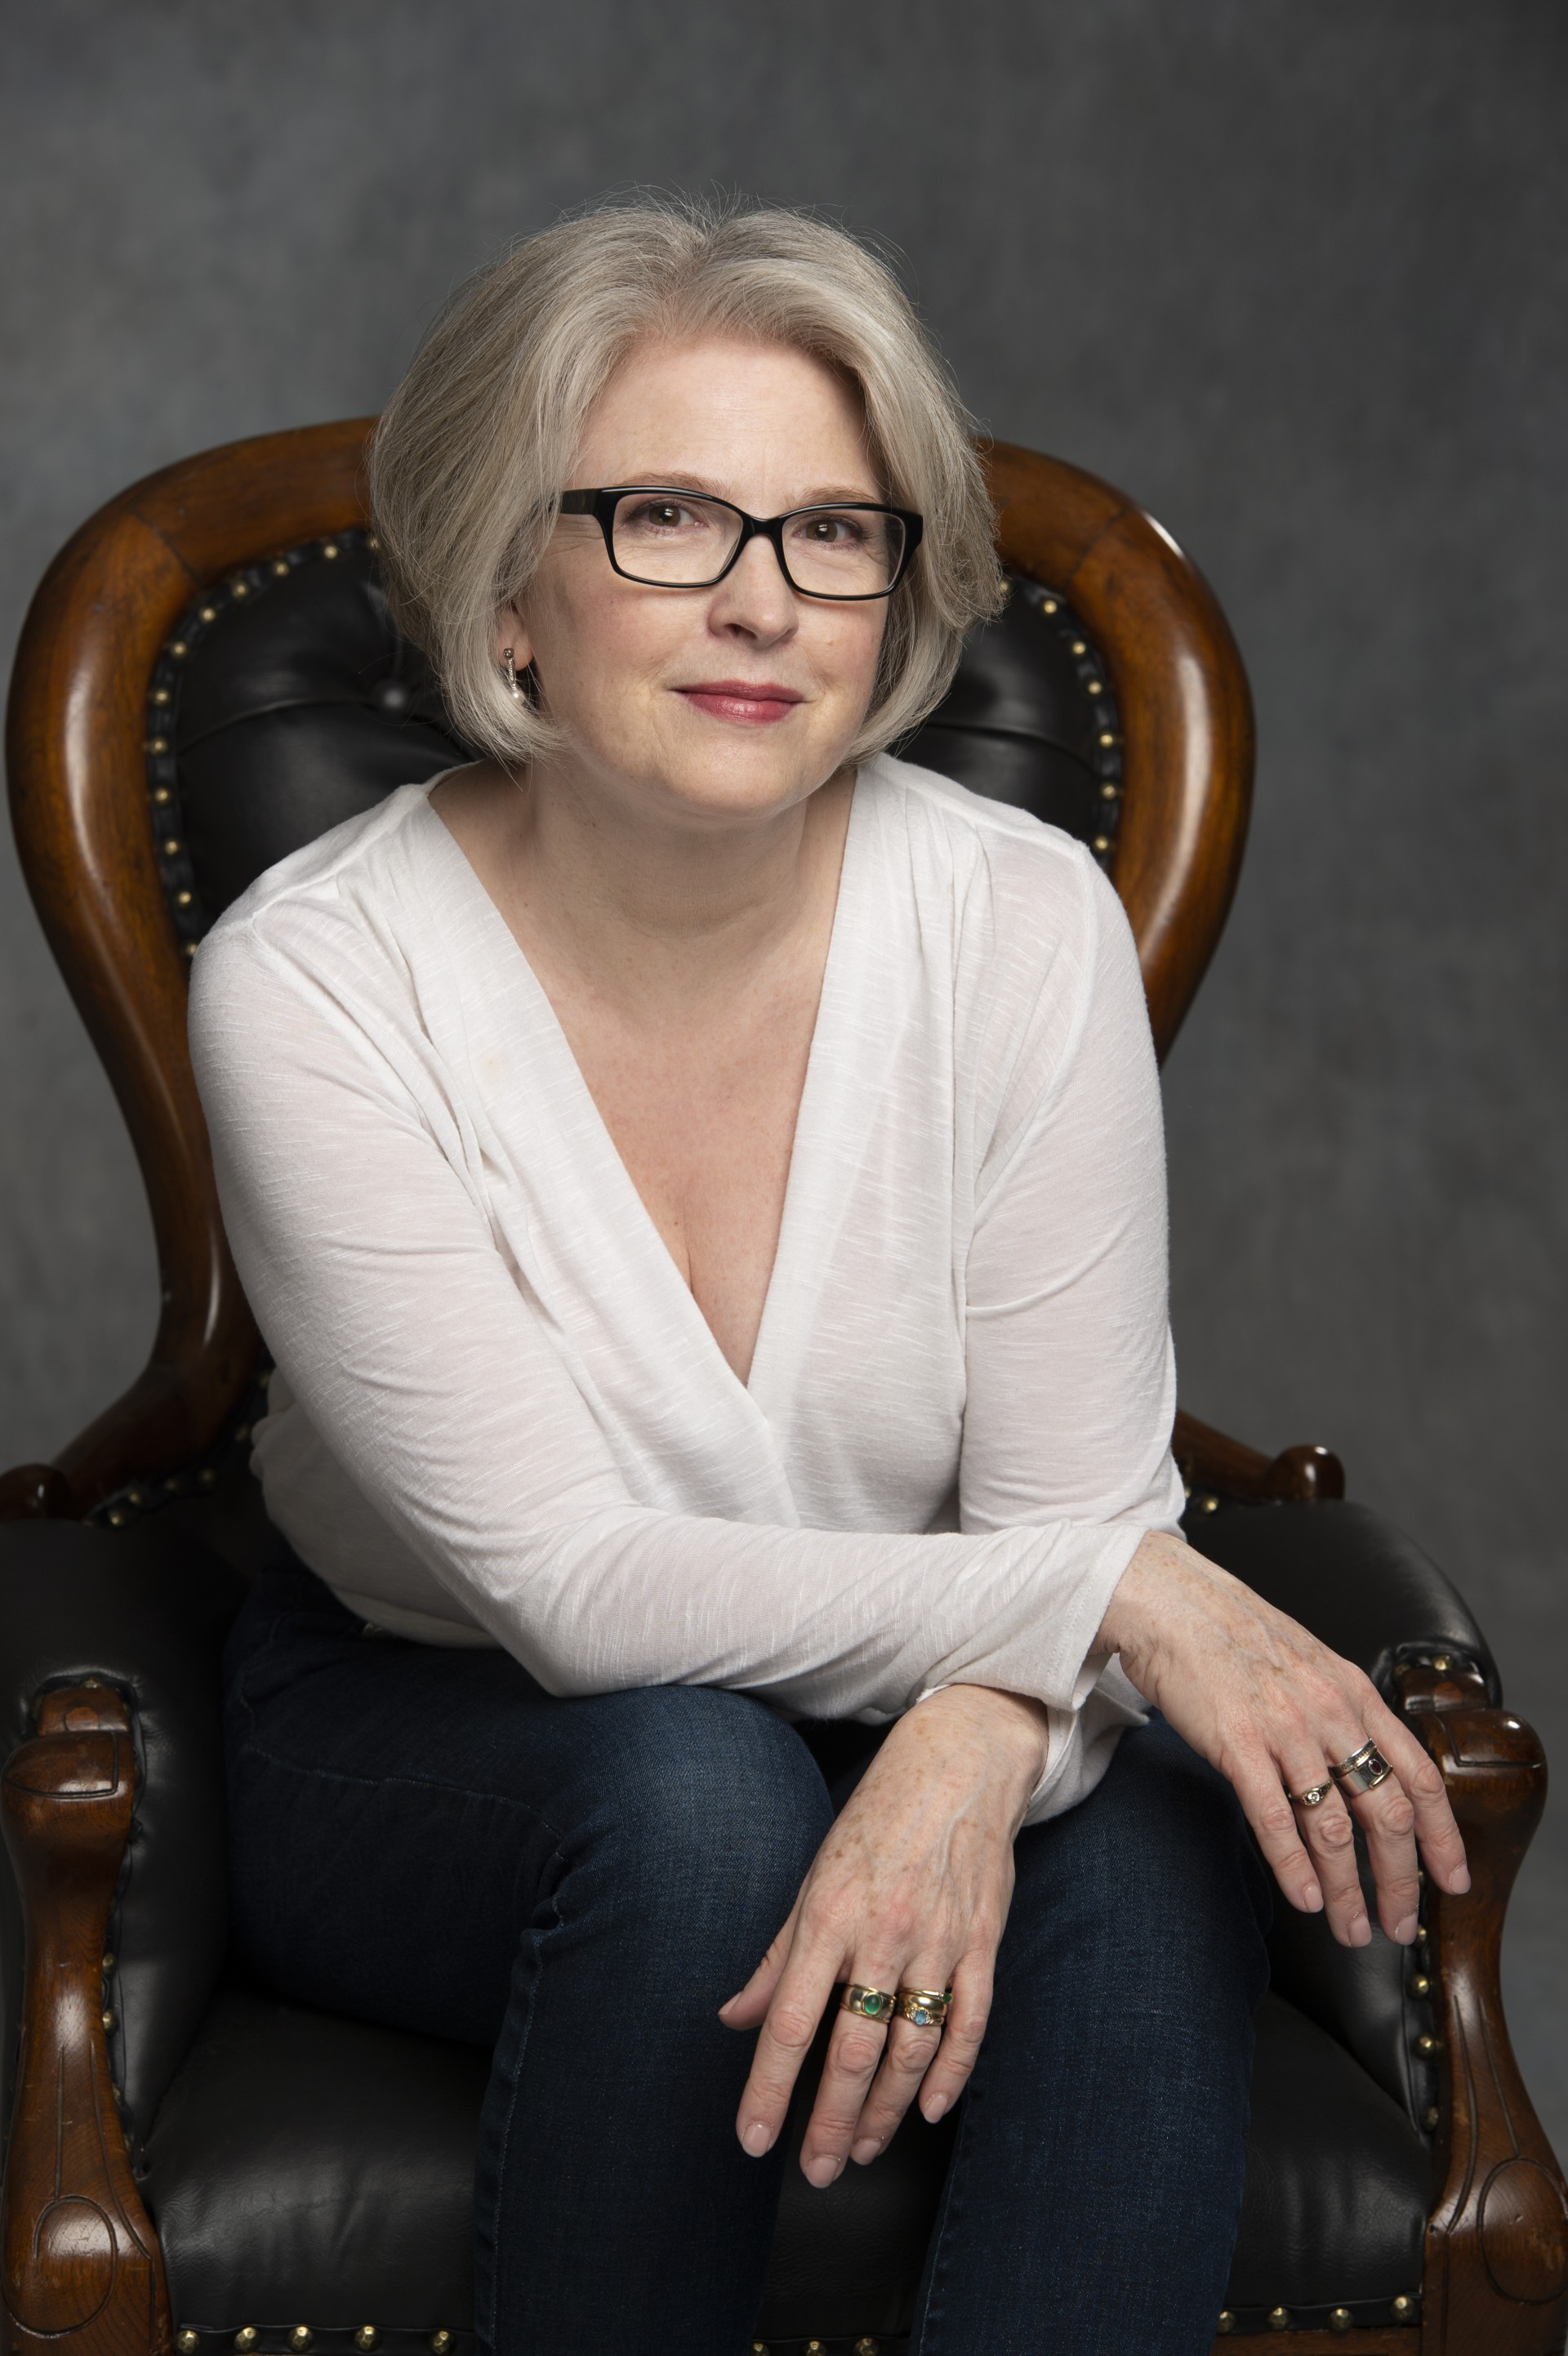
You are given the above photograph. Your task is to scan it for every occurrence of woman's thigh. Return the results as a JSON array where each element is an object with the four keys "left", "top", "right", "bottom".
[
  {"left": 915, "top": 1716, "right": 1272, "bottom": 2356},
  {"left": 224, "top": 1567, "right": 832, "bottom": 2044}
]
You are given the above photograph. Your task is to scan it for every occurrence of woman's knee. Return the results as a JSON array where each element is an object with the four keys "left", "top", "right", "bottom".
[
  {"left": 572, "top": 1685, "right": 832, "bottom": 1945},
  {"left": 1006, "top": 1717, "right": 1271, "bottom": 2007}
]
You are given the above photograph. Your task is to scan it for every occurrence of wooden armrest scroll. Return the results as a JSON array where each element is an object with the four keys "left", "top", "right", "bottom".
[
  {"left": 1174, "top": 1410, "right": 1346, "bottom": 1506},
  {"left": 1, "top": 1682, "right": 171, "bottom": 2356},
  {"left": 1395, "top": 1662, "right": 1568, "bottom": 2354}
]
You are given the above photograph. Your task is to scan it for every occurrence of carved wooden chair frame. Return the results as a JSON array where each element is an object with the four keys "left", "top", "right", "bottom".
[{"left": 1, "top": 425, "right": 1563, "bottom": 2355}]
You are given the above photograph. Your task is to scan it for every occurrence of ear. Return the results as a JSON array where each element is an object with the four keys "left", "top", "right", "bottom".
[{"left": 492, "top": 600, "right": 534, "bottom": 670}]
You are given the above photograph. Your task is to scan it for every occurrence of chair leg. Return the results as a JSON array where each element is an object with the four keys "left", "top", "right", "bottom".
[
  {"left": 1, "top": 1683, "right": 172, "bottom": 2356},
  {"left": 1397, "top": 1662, "right": 1568, "bottom": 2353}
]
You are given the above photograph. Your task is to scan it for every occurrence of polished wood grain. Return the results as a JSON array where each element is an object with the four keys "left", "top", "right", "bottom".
[
  {"left": 981, "top": 441, "right": 1256, "bottom": 1061},
  {"left": 1174, "top": 1411, "right": 1347, "bottom": 1504},
  {"left": 5, "top": 422, "right": 376, "bottom": 1515},
  {"left": 1, "top": 1684, "right": 170, "bottom": 2356},
  {"left": 1396, "top": 1661, "right": 1568, "bottom": 2354}
]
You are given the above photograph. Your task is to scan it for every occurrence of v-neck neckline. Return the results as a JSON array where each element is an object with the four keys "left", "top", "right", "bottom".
[{"left": 412, "top": 770, "right": 876, "bottom": 1408}]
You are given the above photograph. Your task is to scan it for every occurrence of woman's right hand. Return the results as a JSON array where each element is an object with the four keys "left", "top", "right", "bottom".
[
  {"left": 1097, "top": 1529, "right": 1469, "bottom": 1947},
  {"left": 718, "top": 1681, "right": 1048, "bottom": 2185}
]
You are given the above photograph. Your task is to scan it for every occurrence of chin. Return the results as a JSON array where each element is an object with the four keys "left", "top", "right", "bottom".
[{"left": 606, "top": 730, "right": 849, "bottom": 826}]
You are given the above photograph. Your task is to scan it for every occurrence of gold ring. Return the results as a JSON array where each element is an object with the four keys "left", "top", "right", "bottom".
[
  {"left": 838, "top": 1983, "right": 897, "bottom": 2023},
  {"left": 1328, "top": 1740, "right": 1393, "bottom": 1798},
  {"left": 1286, "top": 1782, "right": 1331, "bottom": 1809},
  {"left": 893, "top": 1988, "right": 952, "bottom": 2028}
]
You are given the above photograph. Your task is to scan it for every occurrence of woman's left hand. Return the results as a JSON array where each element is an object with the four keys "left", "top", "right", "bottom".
[
  {"left": 1098, "top": 1528, "right": 1469, "bottom": 1947},
  {"left": 718, "top": 1683, "right": 1047, "bottom": 2186}
]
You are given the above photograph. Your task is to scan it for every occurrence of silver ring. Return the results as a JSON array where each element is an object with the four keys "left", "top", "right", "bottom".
[{"left": 1329, "top": 1739, "right": 1393, "bottom": 1798}]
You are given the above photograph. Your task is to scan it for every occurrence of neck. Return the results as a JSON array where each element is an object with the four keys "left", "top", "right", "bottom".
[{"left": 452, "top": 755, "right": 856, "bottom": 1020}]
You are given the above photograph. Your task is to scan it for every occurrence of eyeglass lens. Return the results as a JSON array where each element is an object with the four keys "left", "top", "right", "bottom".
[{"left": 610, "top": 493, "right": 905, "bottom": 596}]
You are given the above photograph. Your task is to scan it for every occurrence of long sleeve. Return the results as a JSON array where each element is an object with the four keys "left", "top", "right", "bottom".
[{"left": 186, "top": 770, "right": 1180, "bottom": 1779}]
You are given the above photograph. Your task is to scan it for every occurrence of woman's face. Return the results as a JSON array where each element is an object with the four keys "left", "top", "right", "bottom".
[{"left": 501, "top": 335, "right": 891, "bottom": 831}]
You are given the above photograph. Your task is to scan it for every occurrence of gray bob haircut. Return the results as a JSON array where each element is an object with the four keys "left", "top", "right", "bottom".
[{"left": 368, "top": 197, "right": 1004, "bottom": 768}]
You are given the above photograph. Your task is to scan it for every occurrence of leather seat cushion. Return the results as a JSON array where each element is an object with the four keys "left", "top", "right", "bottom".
[{"left": 145, "top": 1986, "right": 1428, "bottom": 2349}]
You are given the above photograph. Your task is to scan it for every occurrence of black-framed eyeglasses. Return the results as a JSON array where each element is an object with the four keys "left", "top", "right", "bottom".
[{"left": 558, "top": 486, "right": 923, "bottom": 601}]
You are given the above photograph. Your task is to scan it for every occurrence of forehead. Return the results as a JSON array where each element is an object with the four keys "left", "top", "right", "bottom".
[{"left": 573, "top": 335, "right": 879, "bottom": 494}]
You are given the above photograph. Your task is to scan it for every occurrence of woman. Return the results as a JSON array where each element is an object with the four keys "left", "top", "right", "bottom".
[{"left": 190, "top": 199, "right": 1467, "bottom": 2356}]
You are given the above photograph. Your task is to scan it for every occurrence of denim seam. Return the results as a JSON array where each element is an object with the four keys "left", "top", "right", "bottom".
[
  {"left": 474, "top": 1836, "right": 569, "bottom": 2354},
  {"left": 911, "top": 2077, "right": 978, "bottom": 2356}
]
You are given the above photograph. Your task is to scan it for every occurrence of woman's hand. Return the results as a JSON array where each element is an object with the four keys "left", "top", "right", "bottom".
[
  {"left": 719, "top": 1684, "right": 1046, "bottom": 2184},
  {"left": 1098, "top": 1530, "right": 1469, "bottom": 1946}
]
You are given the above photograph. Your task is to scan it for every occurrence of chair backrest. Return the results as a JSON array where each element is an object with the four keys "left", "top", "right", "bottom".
[{"left": 4, "top": 425, "right": 1253, "bottom": 1514}]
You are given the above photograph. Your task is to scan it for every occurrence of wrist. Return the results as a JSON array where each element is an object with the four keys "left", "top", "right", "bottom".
[{"left": 911, "top": 1683, "right": 1050, "bottom": 1805}]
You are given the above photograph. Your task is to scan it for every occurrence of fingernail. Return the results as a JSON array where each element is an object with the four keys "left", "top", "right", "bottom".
[
  {"left": 1303, "top": 1881, "right": 1323, "bottom": 1912},
  {"left": 804, "top": 2153, "right": 841, "bottom": 2189},
  {"left": 924, "top": 2092, "right": 949, "bottom": 2122},
  {"left": 1395, "top": 1914, "right": 1419, "bottom": 1945},
  {"left": 851, "top": 2137, "right": 881, "bottom": 2164},
  {"left": 1349, "top": 1916, "right": 1370, "bottom": 1948},
  {"left": 741, "top": 2121, "right": 773, "bottom": 2157},
  {"left": 1450, "top": 1865, "right": 1471, "bottom": 1894}
]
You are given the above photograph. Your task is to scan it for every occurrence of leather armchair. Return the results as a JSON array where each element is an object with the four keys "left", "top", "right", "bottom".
[{"left": 2, "top": 425, "right": 1564, "bottom": 2356}]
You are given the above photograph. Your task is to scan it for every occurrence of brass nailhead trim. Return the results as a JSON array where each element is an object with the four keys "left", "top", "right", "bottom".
[
  {"left": 233, "top": 2331, "right": 258, "bottom": 2352},
  {"left": 176, "top": 2334, "right": 199, "bottom": 2354},
  {"left": 354, "top": 2331, "right": 378, "bottom": 2352}
]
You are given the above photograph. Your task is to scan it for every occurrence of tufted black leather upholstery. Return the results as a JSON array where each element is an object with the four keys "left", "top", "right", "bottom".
[
  {"left": 148, "top": 538, "right": 1121, "bottom": 959},
  {"left": 0, "top": 551, "right": 1494, "bottom": 2349}
]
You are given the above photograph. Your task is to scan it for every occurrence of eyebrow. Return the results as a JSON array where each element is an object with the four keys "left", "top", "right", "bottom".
[{"left": 599, "top": 471, "right": 886, "bottom": 506}]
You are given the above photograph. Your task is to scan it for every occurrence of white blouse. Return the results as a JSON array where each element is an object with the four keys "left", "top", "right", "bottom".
[{"left": 189, "top": 753, "right": 1185, "bottom": 1823}]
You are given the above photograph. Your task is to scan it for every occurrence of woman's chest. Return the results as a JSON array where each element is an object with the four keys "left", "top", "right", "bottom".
[{"left": 559, "top": 982, "right": 821, "bottom": 1387}]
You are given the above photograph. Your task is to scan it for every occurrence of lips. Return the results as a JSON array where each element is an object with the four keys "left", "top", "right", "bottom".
[{"left": 675, "top": 680, "right": 804, "bottom": 726}]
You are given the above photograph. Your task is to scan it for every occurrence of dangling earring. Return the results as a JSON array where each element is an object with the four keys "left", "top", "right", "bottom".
[{"left": 501, "top": 647, "right": 523, "bottom": 700}]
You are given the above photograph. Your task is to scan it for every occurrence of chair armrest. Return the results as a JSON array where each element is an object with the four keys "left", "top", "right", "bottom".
[
  {"left": 1396, "top": 1661, "right": 1568, "bottom": 2352},
  {"left": 1174, "top": 1409, "right": 1344, "bottom": 1505},
  {"left": 0, "top": 1519, "right": 245, "bottom": 2147},
  {"left": 1, "top": 1681, "right": 172, "bottom": 2356},
  {"left": 1187, "top": 1496, "right": 1503, "bottom": 2157}
]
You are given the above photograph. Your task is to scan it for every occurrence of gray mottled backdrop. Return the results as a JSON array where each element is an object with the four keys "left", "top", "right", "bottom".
[{"left": 2, "top": 1, "right": 1564, "bottom": 2145}]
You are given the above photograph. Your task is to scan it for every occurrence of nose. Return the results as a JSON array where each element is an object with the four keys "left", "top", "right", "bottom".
[{"left": 707, "top": 528, "right": 798, "bottom": 637}]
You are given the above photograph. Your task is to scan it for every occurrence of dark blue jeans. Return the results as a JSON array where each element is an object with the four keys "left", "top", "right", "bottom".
[{"left": 224, "top": 1568, "right": 1269, "bottom": 2356}]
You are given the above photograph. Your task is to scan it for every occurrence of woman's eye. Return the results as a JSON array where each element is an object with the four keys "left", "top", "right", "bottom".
[
  {"left": 625, "top": 500, "right": 705, "bottom": 532},
  {"left": 795, "top": 512, "right": 868, "bottom": 547}
]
